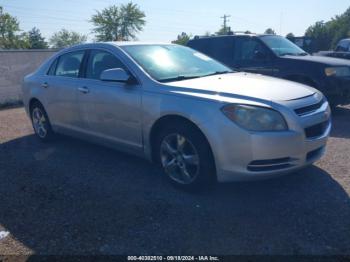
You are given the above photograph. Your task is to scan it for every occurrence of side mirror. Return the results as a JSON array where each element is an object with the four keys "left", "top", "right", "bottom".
[
  {"left": 253, "top": 50, "right": 267, "bottom": 60},
  {"left": 100, "top": 68, "right": 131, "bottom": 83}
]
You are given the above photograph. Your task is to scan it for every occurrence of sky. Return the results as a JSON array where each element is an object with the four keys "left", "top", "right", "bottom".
[{"left": 0, "top": 0, "right": 349, "bottom": 43}]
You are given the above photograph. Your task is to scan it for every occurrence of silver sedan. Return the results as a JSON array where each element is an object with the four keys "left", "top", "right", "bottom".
[{"left": 22, "top": 42, "right": 331, "bottom": 189}]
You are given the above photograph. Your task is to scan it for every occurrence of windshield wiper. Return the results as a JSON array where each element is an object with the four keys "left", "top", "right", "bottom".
[
  {"left": 158, "top": 75, "right": 201, "bottom": 83},
  {"left": 158, "top": 71, "right": 233, "bottom": 83},
  {"left": 203, "top": 70, "right": 232, "bottom": 77},
  {"left": 280, "top": 52, "right": 308, "bottom": 56},
  {"left": 279, "top": 53, "right": 297, "bottom": 56}
]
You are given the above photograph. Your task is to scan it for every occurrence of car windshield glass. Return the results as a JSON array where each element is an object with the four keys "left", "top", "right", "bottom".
[
  {"left": 259, "top": 35, "right": 308, "bottom": 56},
  {"left": 121, "top": 45, "right": 233, "bottom": 82}
]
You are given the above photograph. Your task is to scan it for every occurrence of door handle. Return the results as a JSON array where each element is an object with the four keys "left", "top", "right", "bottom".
[
  {"left": 41, "top": 82, "right": 49, "bottom": 88},
  {"left": 78, "top": 86, "right": 89, "bottom": 94}
]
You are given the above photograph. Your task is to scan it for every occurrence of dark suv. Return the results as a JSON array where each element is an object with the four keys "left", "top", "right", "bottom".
[{"left": 187, "top": 34, "right": 350, "bottom": 106}]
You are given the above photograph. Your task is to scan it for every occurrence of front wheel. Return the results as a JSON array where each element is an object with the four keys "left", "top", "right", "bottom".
[{"left": 155, "top": 122, "right": 216, "bottom": 190}]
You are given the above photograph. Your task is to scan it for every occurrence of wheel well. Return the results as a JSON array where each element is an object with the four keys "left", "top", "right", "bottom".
[
  {"left": 149, "top": 115, "right": 215, "bottom": 165},
  {"left": 29, "top": 98, "right": 42, "bottom": 112},
  {"left": 284, "top": 75, "right": 318, "bottom": 88}
]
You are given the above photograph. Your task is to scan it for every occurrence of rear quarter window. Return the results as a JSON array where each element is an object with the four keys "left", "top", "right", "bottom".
[
  {"left": 208, "top": 38, "right": 235, "bottom": 66},
  {"left": 188, "top": 39, "right": 211, "bottom": 55}
]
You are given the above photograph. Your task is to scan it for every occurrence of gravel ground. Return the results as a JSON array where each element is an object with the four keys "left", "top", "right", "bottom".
[{"left": 0, "top": 106, "right": 349, "bottom": 255}]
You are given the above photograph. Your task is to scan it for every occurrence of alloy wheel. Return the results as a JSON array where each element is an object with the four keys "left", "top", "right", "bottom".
[
  {"left": 32, "top": 107, "right": 48, "bottom": 138},
  {"left": 160, "top": 133, "right": 200, "bottom": 184}
]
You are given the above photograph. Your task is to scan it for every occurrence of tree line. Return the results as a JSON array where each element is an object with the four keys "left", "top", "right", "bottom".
[
  {"left": 0, "top": 3, "right": 145, "bottom": 49},
  {"left": 305, "top": 7, "right": 350, "bottom": 50},
  {"left": 1, "top": 4, "right": 349, "bottom": 51}
]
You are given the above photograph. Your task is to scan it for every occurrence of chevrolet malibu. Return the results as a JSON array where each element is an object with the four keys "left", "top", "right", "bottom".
[{"left": 22, "top": 43, "right": 331, "bottom": 189}]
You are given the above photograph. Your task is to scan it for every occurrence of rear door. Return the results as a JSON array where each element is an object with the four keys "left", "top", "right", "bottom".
[
  {"left": 45, "top": 50, "right": 86, "bottom": 129},
  {"left": 77, "top": 48, "right": 143, "bottom": 152},
  {"left": 232, "top": 36, "right": 276, "bottom": 76}
]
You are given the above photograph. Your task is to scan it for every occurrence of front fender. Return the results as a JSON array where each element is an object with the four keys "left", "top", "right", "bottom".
[{"left": 141, "top": 90, "right": 223, "bottom": 161}]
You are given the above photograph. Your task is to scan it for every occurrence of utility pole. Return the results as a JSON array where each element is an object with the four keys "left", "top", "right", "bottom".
[{"left": 221, "top": 15, "right": 231, "bottom": 34}]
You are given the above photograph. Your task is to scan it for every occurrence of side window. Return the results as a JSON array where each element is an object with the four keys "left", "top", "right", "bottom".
[
  {"left": 47, "top": 58, "right": 58, "bottom": 75},
  {"left": 86, "top": 50, "right": 127, "bottom": 80},
  {"left": 55, "top": 51, "right": 84, "bottom": 78},
  {"left": 209, "top": 38, "right": 234, "bottom": 66},
  {"left": 234, "top": 37, "right": 269, "bottom": 62}
]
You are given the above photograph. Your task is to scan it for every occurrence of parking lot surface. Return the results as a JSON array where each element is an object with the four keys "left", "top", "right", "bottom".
[{"left": 0, "top": 106, "right": 349, "bottom": 255}]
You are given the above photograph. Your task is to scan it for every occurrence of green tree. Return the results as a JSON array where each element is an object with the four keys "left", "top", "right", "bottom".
[
  {"left": 286, "top": 32, "right": 295, "bottom": 38},
  {"left": 305, "top": 21, "right": 332, "bottom": 50},
  {"left": 27, "top": 27, "right": 48, "bottom": 49},
  {"left": 305, "top": 7, "right": 350, "bottom": 51},
  {"left": 49, "top": 29, "right": 87, "bottom": 48},
  {"left": 327, "top": 7, "right": 350, "bottom": 47},
  {"left": 0, "top": 6, "right": 22, "bottom": 48},
  {"left": 91, "top": 2, "right": 146, "bottom": 41},
  {"left": 172, "top": 32, "right": 191, "bottom": 45},
  {"left": 264, "top": 28, "right": 276, "bottom": 35},
  {"left": 216, "top": 26, "right": 232, "bottom": 36}
]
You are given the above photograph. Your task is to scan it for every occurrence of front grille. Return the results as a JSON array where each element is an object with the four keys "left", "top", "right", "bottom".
[
  {"left": 247, "top": 157, "right": 294, "bottom": 172},
  {"left": 304, "top": 120, "right": 329, "bottom": 139},
  {"left": 294, "top": 97, "right": 325, "bottom": 116}
]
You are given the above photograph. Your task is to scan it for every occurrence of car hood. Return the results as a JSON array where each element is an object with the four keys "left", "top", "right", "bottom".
[
  {"left": 164, "top": 72, "right": 315, "bottom": 102},
  {"left": 283, "top": 54, "right": 350, "bottom": 66}
]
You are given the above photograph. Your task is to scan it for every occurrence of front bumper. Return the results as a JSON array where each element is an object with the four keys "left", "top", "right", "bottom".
[{"left": 203, "top": 95, "right": 331, "bottom": 183}]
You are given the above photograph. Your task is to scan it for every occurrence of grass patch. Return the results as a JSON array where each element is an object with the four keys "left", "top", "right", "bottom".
[{"left": 0, "top": 99, "right": 24, "bottom": 110}]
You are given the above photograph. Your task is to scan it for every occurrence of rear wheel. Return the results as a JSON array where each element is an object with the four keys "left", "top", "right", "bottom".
[
  {"left": 30, "top": 102, "right": 55, "bottom": 142},
  {"left": 155, "top": 122, "right": 216, "bottom": 190}
]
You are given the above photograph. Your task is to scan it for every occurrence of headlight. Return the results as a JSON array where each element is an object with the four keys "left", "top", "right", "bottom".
[
  {"left": 325, "top": 67, "right": 350, "bottom": 77},
  {"left": 221, "top": 104, "right": 288, "bottom": 131}
]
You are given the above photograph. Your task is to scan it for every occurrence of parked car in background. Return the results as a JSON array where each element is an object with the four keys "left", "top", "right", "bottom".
[
  {"left": 315, "top": 38, "right": 350, "bottom": 60},
  {"left": 22, "top": 42, "right": 331, "bottom": 189},
  {"left": 187, "top": 34, "right": 350, "bottom": 107},
  {"left": 287, "top": 36, "right": 317, "bottom": 54}
]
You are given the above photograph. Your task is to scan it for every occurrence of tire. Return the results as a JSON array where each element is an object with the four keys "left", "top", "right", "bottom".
[
  {"left": 328, "top": 101, "right": 338, "bottom": 111},
  {"left": 155, "top": 121, "right": 216, "bottom": 190},
  {"left": 30, "top": 101, "right": 55, "bottom": 142}
]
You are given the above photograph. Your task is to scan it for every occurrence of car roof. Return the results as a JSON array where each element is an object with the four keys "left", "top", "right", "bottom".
[
  {"left": 189, "top": 34, "right": 277, "bottom": 41},
  {"left": 58, "top": 42, "right": 176, "bottom": 54},
  {"left": 69, "top": 41, "right": 174, "bottom": 49},
  {"left": 107, "top": 41, "right": 173, "bottom": 46}
]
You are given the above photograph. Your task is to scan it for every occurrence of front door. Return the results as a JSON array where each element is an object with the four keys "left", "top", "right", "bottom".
[
  {"left": 233, "top": 36, "right": 277, "bottom": 76},
  {"left": 77, "top": 49, "right": 143, "bottom": 151}
]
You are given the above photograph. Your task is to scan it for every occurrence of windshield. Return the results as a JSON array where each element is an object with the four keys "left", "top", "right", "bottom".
[
  {"left": 259, "top": 35, "right": 308, "bottom": 56},
  {"left": 121, "top": 45, "right": 232, "bottom": 82}
]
